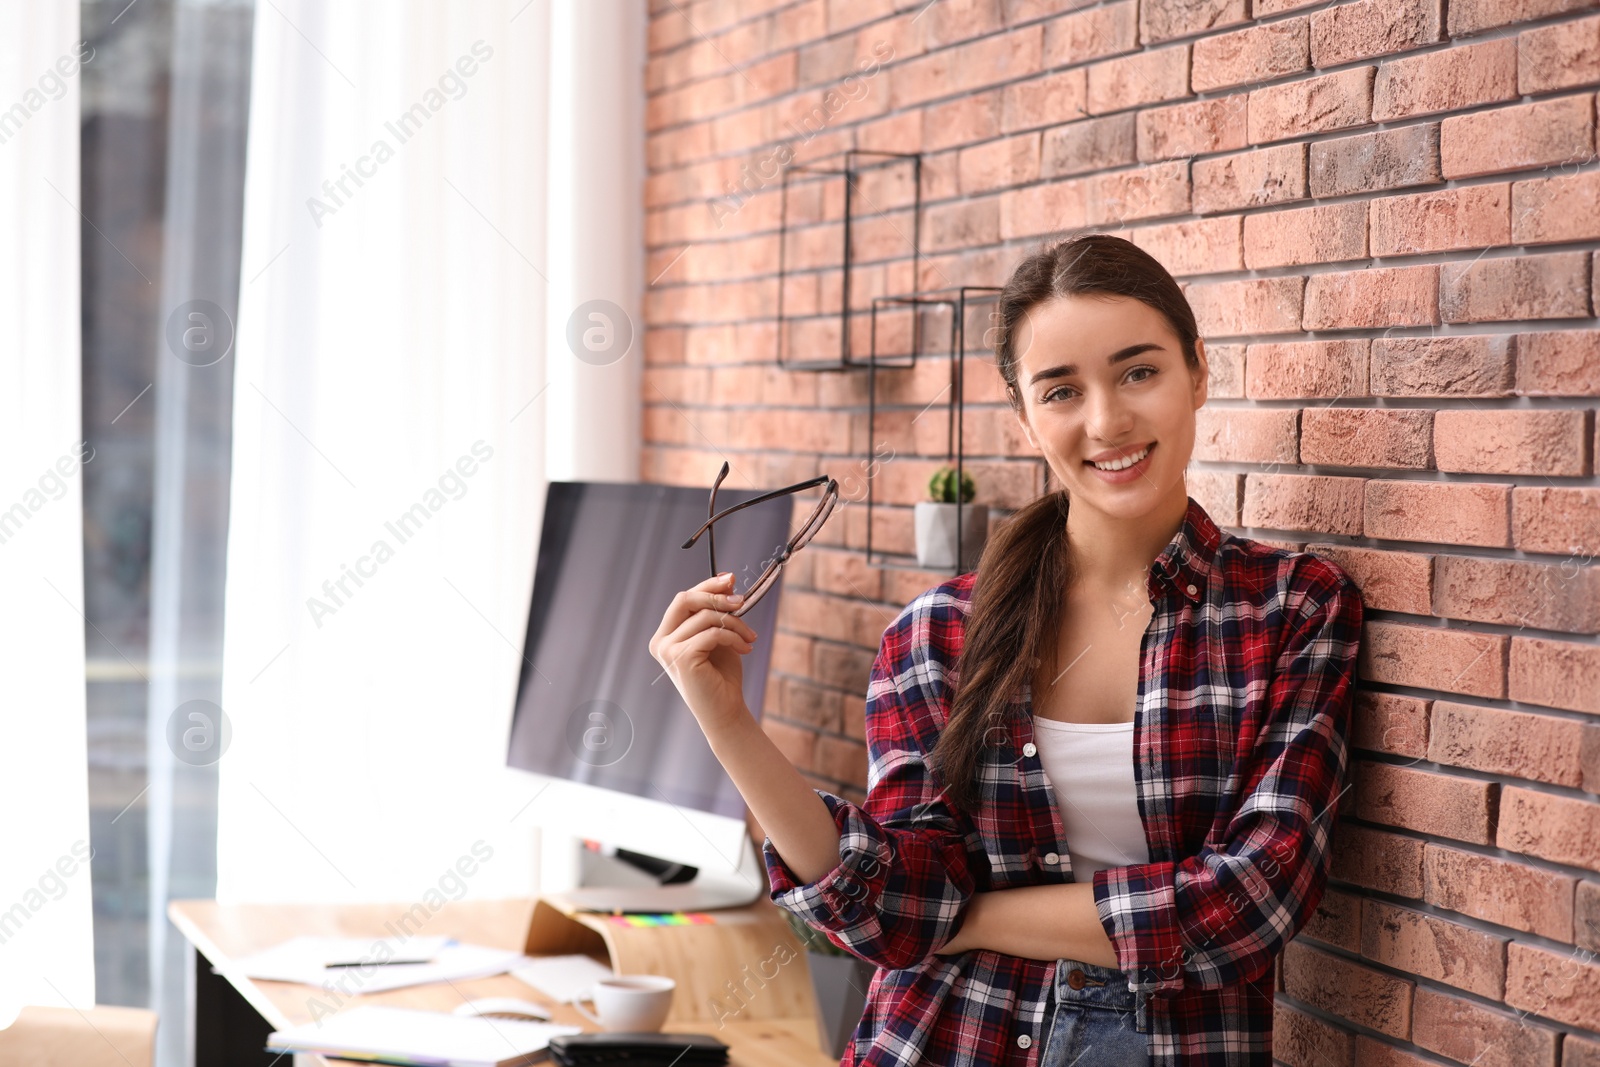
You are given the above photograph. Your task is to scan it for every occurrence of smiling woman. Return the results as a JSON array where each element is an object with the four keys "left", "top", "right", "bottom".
[{"left": 740, "top": 234, "right": 1363, "bottom": 1067}]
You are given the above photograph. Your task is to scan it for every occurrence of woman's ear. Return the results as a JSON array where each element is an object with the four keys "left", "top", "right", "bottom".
[{"left": 1191, "top": 338, "right": 1209, "bottom": 410}]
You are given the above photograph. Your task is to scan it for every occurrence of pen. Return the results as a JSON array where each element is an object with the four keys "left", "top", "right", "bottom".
[{"left": 323, "top": 957, "right": 438, "bottom": 969}]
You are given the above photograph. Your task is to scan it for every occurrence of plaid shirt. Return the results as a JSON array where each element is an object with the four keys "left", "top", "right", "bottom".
[{"left": 762, "top": 496, "right": 1364, "bottom": 1066}]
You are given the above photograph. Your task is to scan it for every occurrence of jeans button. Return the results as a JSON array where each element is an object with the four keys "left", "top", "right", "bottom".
[{"left": 1067, "top": 968, "right": 1086, "bottom": 990}]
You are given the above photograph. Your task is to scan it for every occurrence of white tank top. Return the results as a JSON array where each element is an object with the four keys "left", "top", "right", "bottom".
[{"left": 1031, "top": 716, "right": 1151, "bottom": 880}]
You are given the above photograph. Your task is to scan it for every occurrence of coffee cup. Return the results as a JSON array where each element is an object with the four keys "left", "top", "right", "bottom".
[{"left": 573, "top": 974, "right": 675, "bottom": 1032}]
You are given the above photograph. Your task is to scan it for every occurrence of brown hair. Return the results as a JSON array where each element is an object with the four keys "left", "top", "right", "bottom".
[{"left": 928, "top": 233, "right": 1203, "bottom": 814}]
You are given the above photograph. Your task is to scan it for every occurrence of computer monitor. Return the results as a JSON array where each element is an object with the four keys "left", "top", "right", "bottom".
[{"left": 506, "top": 479, "right": 795, "bottom": 911}]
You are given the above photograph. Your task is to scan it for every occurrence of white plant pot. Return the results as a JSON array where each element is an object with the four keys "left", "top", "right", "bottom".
[{"left": 914, "top": 501, "right": 988, "bottom": 570}]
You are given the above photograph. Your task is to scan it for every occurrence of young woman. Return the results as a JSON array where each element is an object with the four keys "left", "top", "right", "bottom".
[{"left": 650, "top": 234, "right": 1364, "bottom": 1066}]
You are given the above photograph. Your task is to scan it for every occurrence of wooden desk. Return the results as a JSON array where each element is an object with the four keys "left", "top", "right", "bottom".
[{"left": 169, "top": 896, "right": 837, "bottom": 1067}]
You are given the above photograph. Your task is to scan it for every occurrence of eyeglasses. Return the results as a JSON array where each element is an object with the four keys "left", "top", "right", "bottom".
[{"left": 679, "top": 461, "right": 839, "bottom": 618}]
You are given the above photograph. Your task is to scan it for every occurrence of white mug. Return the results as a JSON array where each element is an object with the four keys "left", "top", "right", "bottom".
[{"left": 573, "top": 975, "right": 675, "bottom": 1032}]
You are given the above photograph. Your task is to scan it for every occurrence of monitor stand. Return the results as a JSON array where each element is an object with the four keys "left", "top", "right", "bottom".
[{"left": 556, "top": 834, "right": 767, "bottom": 913}]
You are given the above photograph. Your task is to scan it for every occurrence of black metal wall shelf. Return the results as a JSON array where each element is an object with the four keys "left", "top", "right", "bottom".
[
  {"left": 775, "top": 149, "right": 921, "bottom": 371},
  {"left": 864, "top": 286, "right": 1003, "bottom": 575}
]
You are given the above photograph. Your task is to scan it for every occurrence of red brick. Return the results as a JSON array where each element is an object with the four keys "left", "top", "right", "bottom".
[
  {"left": 1086, "top": 45, "right": 1192, "bottom": 114},
  {"left": 1280, "top": 942, "right": 1414, "bottom": 1038},
  {"left": 1310, "top": 0, "right": 1442, "bottom": 67},
  {"left": 1370, "top": 183, "right": 1511, "bottom": 256},
  {"left": 1440, "top": 94, "right": 1596, "bottom": 179},
  {"left": 1186, "top": 276, "right": 1305, "bottom": 336},
  {"left": 1425, "top": 844, "right": 1576, "bottom": 943},
  {"left": 1309, "top": 124, "right": 1443, "bottom": 197},
  {"left": 1512, "top": 486, "right": 1600, "bottom": 555},
  {"left": 1041, "top": 114, "right": 1136, "bottom": 177},
  {"left": 1510, "top": 635, "right": 1600, "bottom": 714},
  {"left": 1571, "top": 1034, "right": 1600, "bottom": 1067},
  {"left": 1244, "top": 202, "right": 1367, "bottom": 269},
  {"left": 1412, "top": 983, "right": 1564, "bottom": 1066},
  {"left": 1429, "top": 699, "right": 1587, "bottom": 788},
  {"left": 1041, "top": 1, "right": 1141, "bottom": 68},
  {"left": 1513, "top": 170, "right": 1600, "bottom": 245},
  {"left": 1271, "top": 1002, "right": 1355, "bottom": 1067},
  {"left": 1435, "top": 552, "right": 1600, "bottom": 631},
  {"left": 890, "top": 27, "right": 1044, "bottom": 109},
  {"left": 1370, "top": 334, "right": 1516, "bottom": 397},
  {"left": 1193, "top": 143, "right": 1308, "bottom": 214},
  {"left": 1440, "top": 251, "right": 1593, "bottom": 324},
  {"left": 1187, "top": 469, "right": 1243, "bottom": 522},
  {"left": 1434, "top": 408, "right": 1590, "bottom": 476},
  {"left": 1518, "top": 13, "right": 1600, "bottom": 94},
  {"left": 1517, "top": 329, "right": 1600, "bottom": 396},
  {"left": 1242, "top": 472, "right": 1365, "bottom": 534},
  {"left": 1307, "top": 546, "right": 1432, "bottom": 616},
  {"left": 958, "top": 134, "right": 1042, "bottom": 194},
  {"left": 1303, "top": 265, "right": 1439, "bottom": 330},
  {"left": 1205, "top": 341, "right": 1247, "bottom": 396},
  {"left": 1193, "top": 407, "right": 1299, "bottom": 463},
  {"left": 1359, "top": 619, "right": 1505, "bottom": 696},
  {"left": 923, "top": 197, "right": 1000, "bottom": 252},
  {"left": 1363, "top": 899, "right": 1507, "bottom": 997},
  {"left": 1364, "top": 479, "right": 1511, "bottom": 548},
  {"left": 1500, "top": 786, "right": 1600, "bottom": 873},
  {"left": 999, "top": 178, "right": 1090, "bottom": 239},
  {"left": 1002, "top": 69, "right": 1090, "bottom": 134},
  {"left": 1139, "top": 0, "right": 1248, "bottom": 44},
  {"left": 1136, "top": 94, "right": 1248, "bottom": 161},
  {"left": 1505, "top": 941, "right": 1600, "bottom": 1031},
  {"left": 1084, "top": 160, "right": 1189, "bottom": 223},
  {"left": 1114, "top": 216, "right": 1243, "bottom": 276},
  {"left": 1331, "top": 822, "right": 1425, "bottom": 896},
  {"left": 923, "top": 91, "right": 1003, "bottom": 152},
  {"left": 1248, "top": 67, "right": 1375, "bottom": 143},
  {"left": 1301, "top": 408, "right": 1432, "bottom": 468},
  {"left": 1581, "top": 878, "right": 1600, "bottom": 949},
  {"left": 1355, "top": 760, "right": 1499, "bottom": 843},
  {"left": 1372, "top": 38, "right": 1518, "bottom": 120},
  {"left": 1451, "top": 0, "right": 1600, "bottom": 35},
  {"left": 1245, "top": 340, "right": 1368, "bottom": 400},
  {"left": 1300, "top": 886, "right": 1364, "bottom": 951},
  {"left": 1193, "top": 17, "right": 1309, "bottom": 92}
]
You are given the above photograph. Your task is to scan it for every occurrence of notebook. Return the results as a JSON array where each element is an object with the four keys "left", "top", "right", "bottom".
[{"left": 266, "top": 1005, "right": 584, "bottom": 1067}]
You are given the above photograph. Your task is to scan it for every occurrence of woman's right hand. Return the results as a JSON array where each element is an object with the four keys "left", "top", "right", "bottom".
[{"left": 649, "top": 572, "right": 760, "bottom": 732}]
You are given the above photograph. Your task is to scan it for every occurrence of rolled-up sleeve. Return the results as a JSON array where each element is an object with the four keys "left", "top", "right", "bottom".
[
  {"left": 762, "top": 626, "right": 977, "bottom": 972},
  {"left": 1092, "top": 569, "right": 1364, "bottom": 995}
]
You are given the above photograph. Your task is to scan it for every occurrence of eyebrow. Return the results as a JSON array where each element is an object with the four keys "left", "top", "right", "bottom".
[{"left": 1029, "top": 342, "right": 1166, "bottom": 386}]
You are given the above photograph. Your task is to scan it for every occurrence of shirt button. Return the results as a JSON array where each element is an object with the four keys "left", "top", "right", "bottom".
[
  {"left": 1044, "top": 852, "right": 1059, "bottom": 865},
  {"left": 1186, "top": 583, "right": 1198, "bottom": 595},
  {"left": 1016, "top": 1034, "right": 1032, "bottom": 1049},
  {"left": 1022, "top": 742, "right": 1037, "bottom": 757}
]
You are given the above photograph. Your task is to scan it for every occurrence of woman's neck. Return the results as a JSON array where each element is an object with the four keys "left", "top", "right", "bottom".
[{"left": 1064, "top": 490, "right": 1189, "bottom": 593}]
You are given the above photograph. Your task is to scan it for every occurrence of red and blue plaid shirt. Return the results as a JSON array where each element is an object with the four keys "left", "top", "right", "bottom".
[{"left": 762, "top": 496, "right": 1364, "bottom": 1066}]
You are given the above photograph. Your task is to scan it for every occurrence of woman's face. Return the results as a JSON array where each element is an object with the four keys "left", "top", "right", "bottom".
[{"left": 1009, "top": 293, "right": 1207, "bottom": 521}]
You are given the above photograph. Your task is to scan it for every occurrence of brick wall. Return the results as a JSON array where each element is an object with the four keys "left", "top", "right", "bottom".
[{"left": 642, "top": 0, "right": 1600, "bottom": 1061}]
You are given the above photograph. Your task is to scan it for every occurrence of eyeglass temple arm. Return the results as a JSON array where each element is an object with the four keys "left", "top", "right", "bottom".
[{"left": 680, "top": 475, "right": 837, "bottom": 548}]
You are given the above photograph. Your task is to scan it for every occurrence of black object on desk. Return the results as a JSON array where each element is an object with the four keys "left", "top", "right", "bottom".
[{"left": 548, "top": 1031, "right": 730, "bottom": 1067}]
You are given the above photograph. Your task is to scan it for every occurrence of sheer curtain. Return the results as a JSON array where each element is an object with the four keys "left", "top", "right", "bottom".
[
  {"left": 0, "top": 0, "right": 96, "bottom": 1021},
  {"left": 218, "top": 0, "right": 645, "bottom": 905}
]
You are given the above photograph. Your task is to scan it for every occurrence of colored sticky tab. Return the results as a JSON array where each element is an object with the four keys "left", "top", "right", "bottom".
[{"left": 605, "top": 911, "right": 718, "bottom": 926}]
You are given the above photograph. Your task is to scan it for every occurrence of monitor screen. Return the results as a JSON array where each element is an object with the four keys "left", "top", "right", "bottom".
[{"left": 506, "top": 480, "right": 794, "bottom": 821}]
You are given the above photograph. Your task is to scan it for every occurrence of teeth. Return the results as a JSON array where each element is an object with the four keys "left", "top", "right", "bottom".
[{"left": 1091, "top": 445, "right": 1150, "bottom": 471}]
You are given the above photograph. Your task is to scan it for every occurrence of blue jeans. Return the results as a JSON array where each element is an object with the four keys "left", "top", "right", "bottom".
[{"left": 1038, "top": 957, "right": 1151, "bottom": 1067}]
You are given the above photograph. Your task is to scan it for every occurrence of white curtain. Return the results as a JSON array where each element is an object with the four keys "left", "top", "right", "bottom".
[
  {"left": 0, "top": 0, "right": 96, "bottom": 1019},
  {"left": 218, "top": 0, "right": 645, "bottom": 903}
]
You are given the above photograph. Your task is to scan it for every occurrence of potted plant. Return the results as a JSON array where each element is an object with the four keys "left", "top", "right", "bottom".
[
  {"left": 914, "top": 465, "right": 988, "bottom": 570},
  {"left": 780, "top": 908, "right": 876, "bottom": 1060}
]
